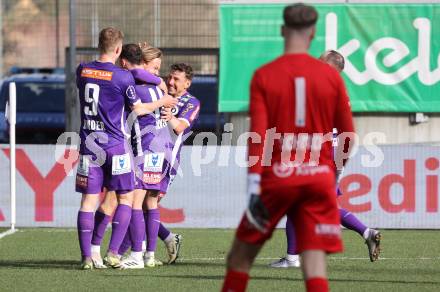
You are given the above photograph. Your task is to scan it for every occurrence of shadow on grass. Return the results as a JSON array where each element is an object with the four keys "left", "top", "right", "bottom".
[{"left": 0, "top": 260, "right": 78, "bottom": 270}]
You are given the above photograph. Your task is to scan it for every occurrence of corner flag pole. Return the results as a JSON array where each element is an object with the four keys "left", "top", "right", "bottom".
[
  {"left": 0, "top": 82, "right": 17, "bottom": 239},
  {"left": 9, "top": 82, "right": 16, "bottom": 232},
  {"left": 0, "top": 82, "right": 17, "bottom": 238}
]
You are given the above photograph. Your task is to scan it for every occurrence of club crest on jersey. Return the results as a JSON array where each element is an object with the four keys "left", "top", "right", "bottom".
[
  {"left": 171, "top": 106, "right": 179, "bottom": 116},
  {"left": 112, "top": 153, "right": 131, "bottom": 175},
  {"left": 126, "top": 85, "right": 137, "bottom": 100},
  {"left": 144, "top": 152, "right": 165, "bottom": 172}
]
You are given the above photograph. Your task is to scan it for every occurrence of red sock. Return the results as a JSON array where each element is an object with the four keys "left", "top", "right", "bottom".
[
  {"left": 221, "top": 269, "right": 249, "bottom": 292},
  {"left": 306, "top": 277, "right": 328, "bottom": 292}
]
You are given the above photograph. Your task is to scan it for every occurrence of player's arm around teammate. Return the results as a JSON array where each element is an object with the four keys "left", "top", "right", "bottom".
[
  {"left": 87, "top": 44, "right": 177, "bottom": 269},
  {"left": 75, "top": 27, "right": 141, "bottom": 270}
]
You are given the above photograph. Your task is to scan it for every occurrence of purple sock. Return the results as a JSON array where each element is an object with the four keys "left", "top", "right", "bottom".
[
  {"left": 118, "top": 230, "right": 132, "bottom": 255},
  {"left": 146, "top": 208, "right": 160, "bottom": 252},
  {"left": 286, "top": 216, "right": 297, "bottom": 255},
  {"left": 158, "top": 222, "right": 171, "bottom": 241},
  {"left": 339, "top": 208, "right": 368, "bottom": 236},
  {"left": 91, "top": 210, "right": 111, "bottom": 246},
  {"left": 108, "top": 204, "right": 132, "bottom": 254},
  {"left": 130, "top": 209, "right": 145, "bottom": 252},
  {"left": 77, "top": 211, "right": 94, "bottom": 258}
]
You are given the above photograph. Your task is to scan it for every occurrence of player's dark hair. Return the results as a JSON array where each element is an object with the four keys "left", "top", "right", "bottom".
[
  {"left": 170, "top": 63, "right": 193, "bottom": 81},
  {"left": 98, "top": 27, "right": 124, "bottom": 54},
  {"left": 120, "top": 44, "right": 143, "bottom": 65},
  {"left": 321, "top": 50, "right": 345, "bottom": 71},
  {"left": 283, "top": 3, "right": 318, "bottom": 30}
]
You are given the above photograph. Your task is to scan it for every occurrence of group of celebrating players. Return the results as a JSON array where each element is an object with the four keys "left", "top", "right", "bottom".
[
  {"left": 74, "top": 2, "right": 381, "bottom": 291},
  {"left": 75, "top": 27, "right": 200, "bottom": 270}
]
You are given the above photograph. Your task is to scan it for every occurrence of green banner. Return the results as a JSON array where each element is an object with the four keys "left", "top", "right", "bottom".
[{"left": 219, "top": 4, "right": 440, "bottom": 112}]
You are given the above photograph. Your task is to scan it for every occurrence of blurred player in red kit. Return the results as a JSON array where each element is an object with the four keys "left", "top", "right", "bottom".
[
  {"left": 221, "top": 3, "right": 355, "bottom": 292},
  {"left": 270, "top": 50, "right": 381, "bottom": 269}
]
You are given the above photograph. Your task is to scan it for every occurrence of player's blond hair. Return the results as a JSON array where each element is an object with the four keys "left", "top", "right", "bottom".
[
  {"left": 139, "top": 42, "right": 163, "bottom": 64},
  {"left": 98, "top": 27, "right": 124, "bottom": 54}
]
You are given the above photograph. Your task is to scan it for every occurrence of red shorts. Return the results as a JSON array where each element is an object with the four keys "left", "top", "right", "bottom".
[{"left": 236, "top": 174, "right": 343, "bottom": 254}]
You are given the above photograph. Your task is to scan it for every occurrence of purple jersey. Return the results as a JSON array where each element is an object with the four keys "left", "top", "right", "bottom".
[
  {"left": 129, "top": 69, "right": 173, "bottom": 190},
  {"left": 169, "top": 91, "right": 201, "bottom": 174},
  {"left": 130, "top": 69, "right": 173, "bottom": 156},
  {"left": 76, "top": 61, "right": 139, "bottom": 151}
]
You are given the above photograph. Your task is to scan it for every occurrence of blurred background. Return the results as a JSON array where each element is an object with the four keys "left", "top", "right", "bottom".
[
  {"left": 0, "top": 0, "right": 221, "bottom": 143},
  {"left": 1, "top": 0, "right": 439, "bottom": 145},
  {"left": 1, "top": 0, "right": 218, "bottom": 74}
]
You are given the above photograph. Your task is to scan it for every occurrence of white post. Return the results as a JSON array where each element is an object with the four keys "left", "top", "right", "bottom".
[{"left": 9, "top": 82, "right": 16, "bottom": 231}]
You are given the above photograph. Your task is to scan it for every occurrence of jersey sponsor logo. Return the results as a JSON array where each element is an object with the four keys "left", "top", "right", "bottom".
[
  {"left": 143, "top": 172, "right": 162, "bottom": 184},
  {"left": 273, "top": 162, "right": 330, "bottom": 178},
  {"left": 81, "top": 68, "right": 113, "bottom": 81},
  {"left": 112, "top": 153, "right": 131, "bottom": 175},
  {"left": 126, "top": 85, "right": 137, "bottom": 100},
  {"left": 295, "top": 165, "right": 330, "bottom": 176},
  {"left": 315, "top": 223, "right": 341, "bottom": 237},
  {"left": 180, "top": 103, "right": 194, "bottom": 118},
  {"left": 144, "top": 152, "right": 165, "bottom": 172},
  {"left": 273, "top": 162, "right": 295, "bottom": 178},
  {"left": 77, "top": 155, "right": 89, "bottom": 176}
]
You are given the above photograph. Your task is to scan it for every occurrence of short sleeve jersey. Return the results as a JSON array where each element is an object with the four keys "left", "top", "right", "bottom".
[
  {"left": 76, "top": 61, "right": 139, "bottom": 151},
  {"left": 129, "top": 69, "right": 173, "bottom": 156},
  {"left": 169, "top": 92, "right": 200, "bottom": 173},
  {"left": 172, "top": 92, "right": 200, "bottom": 135}
]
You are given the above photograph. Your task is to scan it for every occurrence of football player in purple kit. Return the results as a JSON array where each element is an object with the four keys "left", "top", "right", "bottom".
[
  {"left": 269, "top": 50, "right": 381, "bottom": 269},
  {"left": 158, "top": 63, "right": 201, "bottom": 264},
  {"left": 118, "top": 43, "right": 176, "bottom": 268},
  {"left": 75, "top": 27, "right": 176, "bottom": 270},
  {"left": 89, "top": 43, "right": 179, "bottom": 268}
]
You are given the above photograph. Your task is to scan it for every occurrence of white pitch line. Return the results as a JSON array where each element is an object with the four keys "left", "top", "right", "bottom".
[
  {"left": 0, "top": 228, "right": 18, "bottom": 239},
  {"left": 33, "top": 228, "right": 77, "bottom": 232},
  {"left": 178, "top": 257, "right": 440, "bottom": 261}
]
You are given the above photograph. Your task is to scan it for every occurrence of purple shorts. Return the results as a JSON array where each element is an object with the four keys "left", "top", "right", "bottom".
[
  {"left": 75, "top": 143, "right": 135, "bottom": 195},
  {"left": 134, "top": 151, "right": 172, "bottom": 193}
]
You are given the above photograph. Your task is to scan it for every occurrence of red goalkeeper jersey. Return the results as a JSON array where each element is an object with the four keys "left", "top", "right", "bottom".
[{"left": 248, "top": 53, "right": 354, "bottom": 188}]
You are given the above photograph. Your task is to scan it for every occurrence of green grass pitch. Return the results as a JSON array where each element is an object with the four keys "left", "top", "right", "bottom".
[{"left": 0, "top": 229, "right": 440, "bottom": 291}]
